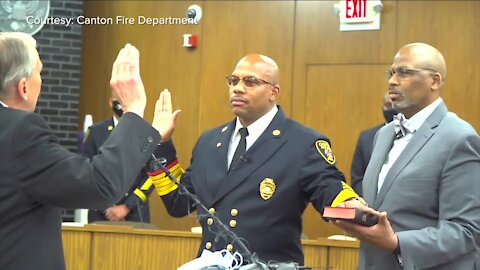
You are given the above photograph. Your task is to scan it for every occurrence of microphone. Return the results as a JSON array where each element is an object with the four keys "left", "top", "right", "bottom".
[
  {"left": 136, "top": 200, "right": 145, "bottom": 227},
  {"left": 149, "top": 154, "right": 264, "bottom": 267},
  {"left": 150, "top": 155, "right": 305, "bottom": 270},
  {"left": 112, "top": 100, "right": 124, "bottom": 117},
  {"left": 229, "top": 155, "right": 249, "bottom": 171}
]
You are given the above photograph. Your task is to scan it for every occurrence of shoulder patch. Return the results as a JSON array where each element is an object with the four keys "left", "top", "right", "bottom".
[{"left": 315, "top": 140, "right": 336, "bottom": 165}]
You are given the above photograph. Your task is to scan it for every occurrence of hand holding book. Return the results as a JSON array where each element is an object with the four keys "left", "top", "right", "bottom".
[
  {"left": 329, "top": 208, "right": 399, "bottom": 255},
  {"left": 323, "top": 207, "right": 379, "bottom": 227}
]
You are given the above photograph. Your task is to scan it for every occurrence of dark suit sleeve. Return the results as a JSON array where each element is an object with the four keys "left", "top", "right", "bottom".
[
  {"left": 350, "top": 133, "right": 365, "bottom": 196},
  {"left": 13, "top": 112, "right": 160, "bottom": 209}
]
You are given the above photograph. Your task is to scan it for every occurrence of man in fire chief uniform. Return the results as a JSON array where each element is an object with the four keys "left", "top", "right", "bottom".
[{"left": 147, "top": 55, "right": 365, "bottom": 265}]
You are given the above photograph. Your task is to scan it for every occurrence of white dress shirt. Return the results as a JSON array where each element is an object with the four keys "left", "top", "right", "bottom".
[
  {"left": 227, "top": 106, "right": 278, "bottom": 169},
  {"left": 112, "top": 115, "right": 119, "bottom": 127},
  {"left": 377, "top": 98, "right": 443, "bottom": 192}
]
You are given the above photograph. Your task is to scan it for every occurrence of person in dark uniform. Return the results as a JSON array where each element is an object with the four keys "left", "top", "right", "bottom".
[
  {"left": 350, "top": 92, "right": 398, "bottom": 195},
  {"left": 82, "top": 93, "right": 155, "bottom": 223},
  {"left": 146, "top": 55, "right": 366, "bottom": 266},
  {"left": 0, "top": 34, "right": 161, "bottom": 270}
]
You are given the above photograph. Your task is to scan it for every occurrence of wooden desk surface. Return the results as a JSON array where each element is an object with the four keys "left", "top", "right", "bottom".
[{"left": 62, "top": 224, "right": 359, "bottom": 270}]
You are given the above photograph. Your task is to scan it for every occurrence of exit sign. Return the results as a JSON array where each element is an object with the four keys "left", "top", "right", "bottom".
[
  {"left": 334, "top": 0, "right": 383, "bottom": 31},
  {"left": 344, "top": 0, "right": 372, "bottom": 23}
]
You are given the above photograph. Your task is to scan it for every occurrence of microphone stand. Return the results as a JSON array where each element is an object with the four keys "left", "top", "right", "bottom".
[{"left": 150, "top": 155, "right": 267, "bottom": 269}]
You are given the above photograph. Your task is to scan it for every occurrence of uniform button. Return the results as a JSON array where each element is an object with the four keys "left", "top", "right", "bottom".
[
  {"left": 229, "top": 220, "right": 237, "bottom": 228},
  {"left": 205, "top": 242, "right": 212, "bottom": 249},
  {"left": 207, "top": 218, "right": 214, "bottom": 225},
  {"left": 226, "top": 244, "right": 233, "bottom": 251},
  {"left": 125, "top": 193, "right": 129, "bottom": 196},
  {"left": 230, "top": 209, "right": 238, "bottom": 216},
  {"left": 208, "top": 208, "right": 215, "bottom": 214},
  {"left": 147, "top": 136, "right": 153, "bottom": 143}
]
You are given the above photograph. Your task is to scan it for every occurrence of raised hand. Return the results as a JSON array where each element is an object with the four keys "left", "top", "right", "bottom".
[
  {"left": 110, "top": 43, "right": 146, "bottom": 118},
  {"left": 153, "top": 89, "right": 181, "bottom": 141}
]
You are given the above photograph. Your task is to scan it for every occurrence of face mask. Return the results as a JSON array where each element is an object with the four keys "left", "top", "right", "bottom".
[
  {"left": 112, "top": 100, "right": 123, "bottom": 117},
  {"left": 383, "top": 108, "right": 399, "bottom": 123}
]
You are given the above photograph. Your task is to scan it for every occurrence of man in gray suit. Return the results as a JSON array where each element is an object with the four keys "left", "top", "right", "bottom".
[{"left": 335, "top": 43, "right": 480, "bottom": 269}]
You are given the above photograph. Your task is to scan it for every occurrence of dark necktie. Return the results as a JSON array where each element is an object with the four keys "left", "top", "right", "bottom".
[
  {"left": 230, "top": 127, "right": 249, "bottom": 170},
  {"left": 393, "top": 113, "right": 414, "bottom": 139}
]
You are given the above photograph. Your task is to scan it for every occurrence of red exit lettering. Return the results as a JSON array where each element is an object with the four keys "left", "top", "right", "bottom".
[{"left": 346, "top": 0, "right": 367, "bottom": 18}]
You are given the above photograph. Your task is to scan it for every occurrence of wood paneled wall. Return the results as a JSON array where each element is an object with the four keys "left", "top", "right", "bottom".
[{"left": 80, "top": 1, "right": 480, "bottom": 239}]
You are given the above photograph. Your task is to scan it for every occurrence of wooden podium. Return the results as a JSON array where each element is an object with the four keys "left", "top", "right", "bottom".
[{"left": 62, "top": 224, "right": 359, "bottom": 270}]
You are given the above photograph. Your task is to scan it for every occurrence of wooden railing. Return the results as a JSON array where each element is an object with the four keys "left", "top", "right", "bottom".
[{"left": 62, "top": 224, "right": 359, "bottom": 270}]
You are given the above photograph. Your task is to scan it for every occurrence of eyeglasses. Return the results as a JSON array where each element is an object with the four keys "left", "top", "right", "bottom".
[
  {"left": 385, "top": 67, "right": 437, "bottom": 80},
  {"left": 226, "top": 75, "right": 276, "bottom": 88}
]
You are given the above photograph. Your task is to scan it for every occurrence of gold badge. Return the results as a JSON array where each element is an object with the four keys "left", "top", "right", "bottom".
[
  {"left": 315, "top": 140, "right": 336, "bottom": 165},
  {"left": 272, "top": 130, "right": 281, "bottom": 136},
  {"left": 259, "top": 178, "right": 276, "bottom": 200}
]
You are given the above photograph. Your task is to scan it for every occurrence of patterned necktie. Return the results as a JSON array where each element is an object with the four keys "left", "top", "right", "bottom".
[
  {"left": 393, "top": 113, "right": 414, "bottom": 139},
  {"left": 230, "top": 127, "right": 249, "bottom": 170}
]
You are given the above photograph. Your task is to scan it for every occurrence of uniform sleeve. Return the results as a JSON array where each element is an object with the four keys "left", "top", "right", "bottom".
[
  {"left": 147, "top": 140, "right": 196, "bottom": 217},
  {"left": 14, "top": 112, "right": 160, "bottom": 209},
  {"left": 125, "top": 144, "right": 166, "bottom": 209},
  {"left": 299, "top": 138, "right": 360, "bottom": 213},
  {"left": 124, "top": 168, "right": 155, "bottom": 209}
]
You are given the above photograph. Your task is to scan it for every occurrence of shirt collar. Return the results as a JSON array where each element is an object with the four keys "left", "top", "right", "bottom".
[
  {"left": 112, "top": 116, "right": 119, "bottom": 127},
  {"left": 407, "top": 97, "right": 443, "bottom": 131},
  {"left": 0, "top": 101, "right": 8, "bottom": 107},
  {"left": 231, "top": 105, "right": 278, "bottom": 142}
]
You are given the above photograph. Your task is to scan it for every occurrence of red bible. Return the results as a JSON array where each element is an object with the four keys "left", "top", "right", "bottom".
[{"left": 323, "top": 207, "right": 378, "bottom": 227}]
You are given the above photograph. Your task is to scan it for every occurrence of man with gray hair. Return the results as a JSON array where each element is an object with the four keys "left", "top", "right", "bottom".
[{"left": 0, "top": 32, "right": 162, "bottom": 270}]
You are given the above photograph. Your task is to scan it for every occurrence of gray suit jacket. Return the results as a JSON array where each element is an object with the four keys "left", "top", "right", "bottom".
[{"left": 359, "top": 102, "right": 480, "bottom": 270}]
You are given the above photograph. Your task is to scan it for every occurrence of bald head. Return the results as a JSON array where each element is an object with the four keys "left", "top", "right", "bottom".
[
  {"left": 235, "top": 54, "right": 279, "bottom": 85},
  {"left": 389, "top": 43, "right": 447, "bottom": 118},
  {"left": 229, "top": 54, "right": 281, "bottom": 126},
  {"left": 396, "top": 42, "right": 447, "bottom": 82}
]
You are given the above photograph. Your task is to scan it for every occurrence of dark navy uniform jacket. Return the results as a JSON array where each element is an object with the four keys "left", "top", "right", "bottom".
[
  {"left": 149, "top": 107, "right": 358, "bottom": 265},
  {"left": 83, "top": 117, "right": 155, "bottom": 222}
]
